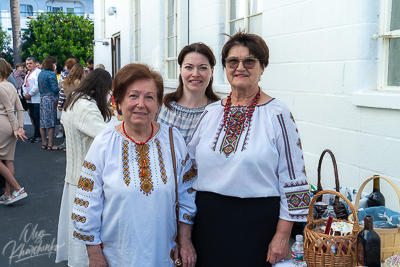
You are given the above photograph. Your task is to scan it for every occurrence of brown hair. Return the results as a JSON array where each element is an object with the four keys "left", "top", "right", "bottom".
[
  {"left": 42, "top": 56, "right": 57, "bottom": 71},
  {"left": 221, "top": 31, "right": 269, "bottom": 69},
  {"left": 65, "top": 58, "right": 77, "bottom": 70},
  {"left": 63, "top": 63, "right": 84, "bottom": 86},
  {"left": 113, "top": 63, "right": 164, "bottom": 115},
  {"left": 63, "top": 68, "right": 112, "bottom": 122},
  {"left": 163, "top": 42, "right": 220, "bottom": 109},
  {"left": 0, "top": 59, "right": 13, "bottom": 80},
  {"left": 15, "top": 63, "right": 23, "bottom": 69}
]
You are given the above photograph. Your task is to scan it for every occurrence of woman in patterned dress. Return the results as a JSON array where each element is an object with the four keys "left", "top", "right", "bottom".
[
  {"left": 37, "top": 56, "right": 61, "bottom": 150},
  {"left": 157, "top": 43, "right": 220, "bottom": 143},
  {"left": 72, "top": 63, "right": 197, "bottom": 267},
  {"left": 187, "top": 32, "right": 311, "bottom": 267}
]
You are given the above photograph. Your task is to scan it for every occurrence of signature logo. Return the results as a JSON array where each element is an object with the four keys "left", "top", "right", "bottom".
[{"left": 2, "top": 223, "right": 58, "bottom": 265}]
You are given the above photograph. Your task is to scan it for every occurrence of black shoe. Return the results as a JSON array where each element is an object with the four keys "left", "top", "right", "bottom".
[
  {"left": 31, "top": 137, "right": 42, "bottom": 143},
  {"left": 28, "top": 136, "right": 35, "bottom": 141}
]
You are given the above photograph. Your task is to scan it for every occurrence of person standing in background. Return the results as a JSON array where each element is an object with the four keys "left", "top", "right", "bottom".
[{"left": 23, "top": 57, "right": 42, "bottom": 143}]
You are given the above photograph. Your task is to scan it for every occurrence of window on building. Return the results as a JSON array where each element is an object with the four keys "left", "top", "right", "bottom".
[
  {"left": 229, "top": 0, "right": 262, "bottom": 36},
  {"left": 165, "top": 0, "right": 177, "bottom": 80},
  {"left": 75, "top": 7, "right": 83, "bottom": 15},
  {"left": 135, "top": 0, "right": 141, "bottom": 62},
  {"left": 112, "top": 34, "right": 121, "bottom": 78},
  {"left": 47, "top": 6, "right": 63, "bottom": 13},
  {"left": 20, "top": 4, "right": 33, "bottom": 18},
  {"left": 376, "top": 0, "right": 400, "bottom": 90}
]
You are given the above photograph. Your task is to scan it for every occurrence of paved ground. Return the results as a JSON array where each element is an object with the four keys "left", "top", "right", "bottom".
[{"left": 0, "top": 125, "right": 69, "bottom": 267}]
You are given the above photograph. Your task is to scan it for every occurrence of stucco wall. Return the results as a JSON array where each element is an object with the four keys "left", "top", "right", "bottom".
[{"left": 94, "top": 0, "right": 400, "bottom": 211}]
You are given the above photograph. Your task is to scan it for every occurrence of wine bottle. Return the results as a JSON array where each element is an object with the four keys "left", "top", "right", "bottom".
[
  {"left": 367, "top": 176, "right": 385, "bottom": 207},
  {"left": 357, "top": 215, "right": 381, "bottom": 267}
]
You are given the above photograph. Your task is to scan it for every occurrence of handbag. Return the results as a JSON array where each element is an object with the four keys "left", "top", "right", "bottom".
[
  {"left": 311, "top": 149, "right": 349, "bottom": 220},
  {"left": 39, "top": 73, "right": 58, "bottom": 111},
  {"left": 169, "top": 126, "right": 182, "bottom": 267}
]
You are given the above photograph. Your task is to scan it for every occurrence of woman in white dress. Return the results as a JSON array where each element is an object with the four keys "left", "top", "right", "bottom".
[
  {"left": 55, "top": 68, "right": 112, "bottom": 266},
  {"left": 72, "top": 63, "right": 197, "bottom": 267},
  {"left": 187, "top": 32, "right": 311, "bottom": 266}
]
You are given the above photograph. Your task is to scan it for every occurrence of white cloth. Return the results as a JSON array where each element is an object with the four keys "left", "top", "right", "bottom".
[
  {"left": 22, "top": 68, "right": 41, "bottom": 103},
  {"left": 72, "top": 124, "right": 197, "bottom": 267},
  {"left": 61, "top": 97, "right": 109, "bottom": 185},
  {"left": 187, "top": 98, "right": 310, "bottom": 222},
  {"left": 55, "top": 183, "right": 89, "bottom": 267}
]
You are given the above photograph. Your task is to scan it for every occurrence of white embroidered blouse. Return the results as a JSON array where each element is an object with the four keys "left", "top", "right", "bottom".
[
  {"left": 187, "top": 98, "right": 310, "bottom": 221},
  {"left": 72, "top": 124, "right": 197, "bottom": 267}
]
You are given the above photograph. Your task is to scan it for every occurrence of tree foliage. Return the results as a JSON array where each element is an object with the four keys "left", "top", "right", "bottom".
[
  {"left": 0, "top": 24, "right": 14, "bottom": 66},
  {"left": 21, "top": 12, "right": 93, "bottom": 66}
]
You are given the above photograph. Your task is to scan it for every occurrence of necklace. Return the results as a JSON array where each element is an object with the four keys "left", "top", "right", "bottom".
[
  {"left": 223, "top": 88, "right": 261, "bottom": 135},
  {"left": 122, "top": 121, "right": 154, "bottom": 145}
]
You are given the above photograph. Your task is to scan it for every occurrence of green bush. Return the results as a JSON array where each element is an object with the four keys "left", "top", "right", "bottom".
[
  {"left": 0, "top": 24, "right": 14, "bottom": 66},
  {"left": 21, "top": 12, "right": 94, "bottom": 66}
]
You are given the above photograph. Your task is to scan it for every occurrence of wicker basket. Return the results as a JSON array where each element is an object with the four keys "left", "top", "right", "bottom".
[
  {"left": 304, "top": 190, "right": 360, "bottom": 267},
  {"left": 312, "top": 149, "right": 349, "bottom": 220},
  {"left": 348, "top": 175, "right": 400, "bottom": 261}
]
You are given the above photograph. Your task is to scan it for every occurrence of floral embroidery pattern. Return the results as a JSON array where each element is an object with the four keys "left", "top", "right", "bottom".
[
  {"left": 71, "top": 212, "right": 86, "bottom": 223},
  {"left": 289, "top": 214, "right": 307, "bottom": 219},
  {"left": 77, "top": 176, "right": 94, "bottom": 192},
  {"left": 122, "top": 140, "right": 131, "bottom": 186},
  {"left": 220, "top": 108, "right": 246, "bottom": 157},
  {"left": 155, "top": 139, "right": 167, "bottom": 184},
  {"left": 211, "top": 121, "right": 224, "bottom": 151},
  {"left": 83, "top": 160, "right": 96, "bottom": 171},
  {"left": 302, "top": 166, "right": 307, "bottom": 176},
  {"left": 181, "top": 153, "right": 190, "bottom": 167},
  {"left": 136, "top": 144, "right": 153, "bottom": 195},
  {"left": 286, "top": 190, "right": 310, "bottom": 211},
  {"left": 74, "top": 197, "right": 89, "bottom": 208},
  {"left": 73, "top": 231, "right": 94, "bottom": 242},
  {"left": 183, "top": 166, "right": 197, "bottom": 184},
  {"left": 297, "top": 139, "right": 302, "bottom": 150},
  {"left": 290, "top": 112, "right": 295, "bottom": 123},
  {"left": 183, "top": 213, "right": 195, "bottom": 222},
  {"left": 284, "top": 180, "right": 308, "bottom": 188},
  {"left": 187, "top": 187, "right": 196, "bottom": 194},
  {"left": 277, "top": 114, "right": 296, "bottom": 180}
]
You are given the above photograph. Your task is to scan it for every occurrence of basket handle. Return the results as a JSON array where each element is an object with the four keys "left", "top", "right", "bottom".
[
  {"left": 353, "top": 175, "right": 400, "bottom": 210},
  {"left": 307, "top": 189, "right": 359, "bottom": 231},
  {"left": 317, "top": 149, "right": 340, "bottom": 194}
]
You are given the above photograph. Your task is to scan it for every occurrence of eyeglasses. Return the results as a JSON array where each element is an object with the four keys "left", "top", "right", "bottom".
[{"left": 225, "top": 57, "right": 259, "bottom": 69}]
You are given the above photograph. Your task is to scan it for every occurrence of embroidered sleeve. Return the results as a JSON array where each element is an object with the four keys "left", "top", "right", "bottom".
[
  {"left": 275, "top": 109, "right": 310, "bottom": 222},
  {"left": 72, "top": 137, "right": 106, "bottom": 245},
  {"left": 173, "top": 128, "right": 197, "bottom": 225}
]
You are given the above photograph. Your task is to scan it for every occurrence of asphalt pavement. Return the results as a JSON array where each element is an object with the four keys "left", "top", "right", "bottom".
[{"left": 0, "top": 125, "right": 69, "bottom": 267}]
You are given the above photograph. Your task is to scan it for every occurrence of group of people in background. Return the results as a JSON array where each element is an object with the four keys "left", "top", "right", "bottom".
[{"left": 0, "top": 31, "right": 311, "bottom": 267}]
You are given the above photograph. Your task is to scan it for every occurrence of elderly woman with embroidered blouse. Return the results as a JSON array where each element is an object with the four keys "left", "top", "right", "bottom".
[
  {"left": 71, "top": 63, "right": 197, "bottom": 267},
  {"left": 187, "top": 31, "right": 311, "bottom": 267}
]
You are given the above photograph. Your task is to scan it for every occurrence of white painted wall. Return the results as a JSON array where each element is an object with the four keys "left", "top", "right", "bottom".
[{"left": 94, "top": 0, "right": 400, "bottom": 211}]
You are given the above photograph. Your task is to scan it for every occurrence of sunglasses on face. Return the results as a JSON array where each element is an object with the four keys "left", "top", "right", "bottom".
[{"left": 226, "top": 57, "right": 259, "bottom": 69}]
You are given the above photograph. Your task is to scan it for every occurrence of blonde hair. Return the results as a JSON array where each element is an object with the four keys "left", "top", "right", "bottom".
[{"left": 95, "top": 63, "right": 105, "bottom": 69}]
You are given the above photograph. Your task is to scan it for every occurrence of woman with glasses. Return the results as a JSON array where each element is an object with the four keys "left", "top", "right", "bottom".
[
  {"left": 187, "top": 32, "right": 311, "bottom": 267},
  {"left": 157, "top": 43, "right": 220, "bottom": 143}
]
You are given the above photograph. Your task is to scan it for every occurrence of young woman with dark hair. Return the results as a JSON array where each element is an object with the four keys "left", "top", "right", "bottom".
[
  {"left": 157, "top": 42, "right": 220, "bottom": 143},
  {"left": 56, "top": 68, "right": 112, "bottom": 266}
]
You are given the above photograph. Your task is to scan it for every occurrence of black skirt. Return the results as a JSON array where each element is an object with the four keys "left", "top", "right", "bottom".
[{"left": 193, "top": 191, "right": 280, "bottom": 267}]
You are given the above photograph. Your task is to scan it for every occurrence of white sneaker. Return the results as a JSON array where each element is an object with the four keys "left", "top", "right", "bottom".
[{"left": 56, "top": 132, "right": 63, "bottom": 138}]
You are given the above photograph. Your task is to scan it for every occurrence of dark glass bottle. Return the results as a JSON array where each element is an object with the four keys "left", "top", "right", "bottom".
[
  {"left": 367, "top": 176, "right": 385, "bottom": 207},
  {"left": 357, "top": 215, "right": 381, "bottom": 267}
]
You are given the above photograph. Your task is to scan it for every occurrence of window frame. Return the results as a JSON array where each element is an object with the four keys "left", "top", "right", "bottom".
[
  {"left": 165, "top": 0, "right": 178, "bottom": 81},
  {"left": 134, "top": 0, "right": 141, "bottom": 62},
  {"left": 376, "top": 0, "right": 400, "bottom": 91},
  {"left": 227, "top": 0, "right": 262, "bottom": 36},
  {"left": 20, "top": 4, "right": 33, "bottom": 18},
  {"left": 74, "top": 7, "right": 83, "bottom": 15}
]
